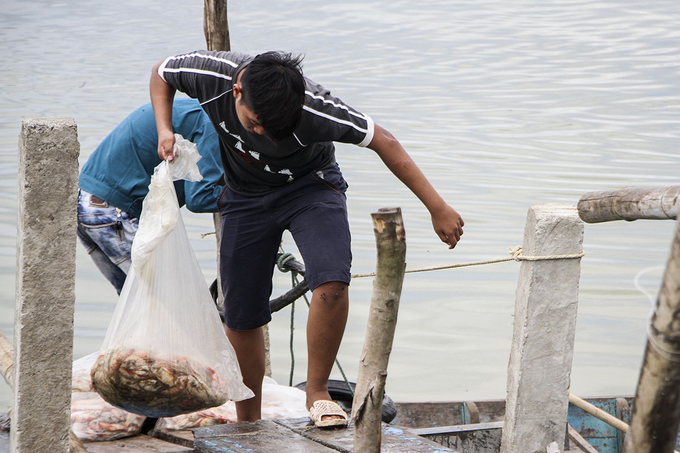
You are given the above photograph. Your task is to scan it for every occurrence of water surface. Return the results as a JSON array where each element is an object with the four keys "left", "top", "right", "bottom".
[{"left": 1, "top": 0, "right": 679, "bottom": 409}]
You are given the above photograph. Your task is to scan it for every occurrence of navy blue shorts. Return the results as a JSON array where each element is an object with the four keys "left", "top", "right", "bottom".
[{"left": 218, "top": 164, "right": 352, "bottom": 331}]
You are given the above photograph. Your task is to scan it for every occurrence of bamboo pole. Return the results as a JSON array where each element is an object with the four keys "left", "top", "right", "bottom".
[
  {"left": 622, "top": 214, "right": 680, "bottom": 453},
  {"left": 578, "top": 186, "right": 680, "bottom": 223},
  {"left": 0, "top": 331, "right": 88, "bottom": 453},
  {"left": 352, "top": 208, "right": 406, "bottom": 452},
  {"left": 569, "top": 393, "right": 629, "bottom": 433},
  {"left": 568, "top": 394, "right": 680, "bottom": 453}
]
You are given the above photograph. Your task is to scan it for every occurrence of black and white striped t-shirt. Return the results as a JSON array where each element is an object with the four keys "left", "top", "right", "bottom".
[{"left": 159, "top": 50, "right": 375, "bottom": 196}]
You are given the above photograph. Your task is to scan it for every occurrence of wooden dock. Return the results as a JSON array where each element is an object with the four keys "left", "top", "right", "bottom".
[{"left": 0, "top": 418, "right": 457, "bottom": 453}]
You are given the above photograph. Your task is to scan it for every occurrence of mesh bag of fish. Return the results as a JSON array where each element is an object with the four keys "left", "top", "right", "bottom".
[{"left": 91, "top": 135, "right": 254, "bottom": 418}]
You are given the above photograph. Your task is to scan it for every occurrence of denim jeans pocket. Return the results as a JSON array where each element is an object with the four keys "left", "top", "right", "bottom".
[{"left": 78, "top": 198, "right": 138, "bottom": 266}]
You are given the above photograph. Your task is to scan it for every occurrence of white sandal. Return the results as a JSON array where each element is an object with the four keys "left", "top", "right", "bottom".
[{"left": 308, "top": 400, "right": 348, "bottom": 428}]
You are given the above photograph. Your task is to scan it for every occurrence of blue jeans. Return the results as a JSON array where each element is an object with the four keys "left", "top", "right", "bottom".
[{"left": 77, "top": 190, "right": 138, "bottom": 294}]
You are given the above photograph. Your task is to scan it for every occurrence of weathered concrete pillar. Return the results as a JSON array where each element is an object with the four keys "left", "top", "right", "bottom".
[
  {"left": 500, "top": 203, "right": 584, "bottom": 453},
  {"left": 12, "top": 118, "right": 79, "bottom": 453}
]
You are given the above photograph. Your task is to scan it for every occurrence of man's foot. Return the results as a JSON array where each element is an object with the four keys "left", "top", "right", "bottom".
[{"left": 308, "top": 400, "right": 348, "bottom": 428}]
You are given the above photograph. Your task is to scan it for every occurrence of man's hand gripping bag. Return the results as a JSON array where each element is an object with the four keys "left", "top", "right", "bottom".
[{"left": 91, "top": 135, "right": 253, "bottom": 417}]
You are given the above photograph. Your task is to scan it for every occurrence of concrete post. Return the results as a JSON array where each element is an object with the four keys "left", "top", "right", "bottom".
[
  {"left": 12, "top": 118, "right": 79, "bottom": 453},
  {"left": 500, "top": 203, "right": 584, "bottom": 453}
]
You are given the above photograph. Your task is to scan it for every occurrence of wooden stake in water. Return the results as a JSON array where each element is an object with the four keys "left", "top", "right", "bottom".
[
  {"left": 352, "top": 208, "right": 406, "bottom": 452},
  {"left": 203, "top": 0, "right": 230, "bottom": 52},
  {"left": 624, "top": 214, "right": 680, "bottom": 453}
]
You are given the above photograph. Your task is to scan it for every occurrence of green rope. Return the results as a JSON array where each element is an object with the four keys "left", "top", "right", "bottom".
[
  {"left": 288, "top": 272, "right": 296, "bottom": 387},
  {"left": 277, "top": 252, "right": 296, "bottom": 273}
]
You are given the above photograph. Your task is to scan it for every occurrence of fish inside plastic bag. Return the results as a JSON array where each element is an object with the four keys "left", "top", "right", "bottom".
[
  {"left": 71, "top": 352, "right": 146, "bottom": 442},
  {"left": 91, "top": 134, "right": 253, "bottom": 418}
]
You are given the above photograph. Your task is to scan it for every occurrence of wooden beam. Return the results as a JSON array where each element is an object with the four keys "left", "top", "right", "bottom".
[
  {"left": 567, "top": 424, "right": 599, "bottom": 453},
  {"left": 578, "top": 186, "right": 680, "bottom": 223}
]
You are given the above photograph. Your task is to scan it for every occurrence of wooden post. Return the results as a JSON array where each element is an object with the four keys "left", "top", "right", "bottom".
[
  {"left": 352, "top": 208, "right": 406, "bottom": 452},
  {"left": 500, "top": 204, "right": 584, "bottom": 453},
  {"left": 578, "top": 186, "right": 680, "bottom": 223},
  {"left": 203, "top": 0, "right": 229, "bottom": 310},
  {"left": 12, "top": 118, "right": 80, "bottom": 453},
  {"left": 623, "top": 214, "right": 680, "bottom": 453},
  {"left": 203, "top": 0, "right": 230, "bottom": 52},
  {"left": 203, "top": 0, "right": 273, "bottom": 376}
]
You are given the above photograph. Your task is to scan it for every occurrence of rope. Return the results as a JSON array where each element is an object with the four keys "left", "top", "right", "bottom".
[
  {"left": 277, "top": 252, "right": 296, "bottom": 273},
  {"left": 351, "top": 246, "right": 585, "bottom": 278},
  {"left": 288, "top": 273, "right": 296, "bottom": 387},
  {"left": 281, "top": 245, "right": 584, "bottom": 389},
  {"left": 632, "top": 266, "right": 680, "bottom": 362}
]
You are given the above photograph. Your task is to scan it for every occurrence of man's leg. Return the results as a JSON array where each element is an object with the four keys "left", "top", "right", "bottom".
[
  {"left": 305, "top": 281, "right": 349, "bottom": 416},
  {"left": 218, "top": 189, "right": 281, "bottom": 422},
  {"left": 225, "top": 325, "right": 266, "bottom": 422}
]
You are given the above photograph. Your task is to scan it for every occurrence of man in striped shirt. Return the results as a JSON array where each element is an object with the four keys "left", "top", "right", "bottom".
[{"left": 150, "top": 50, "right": 464, "bottom": 426}]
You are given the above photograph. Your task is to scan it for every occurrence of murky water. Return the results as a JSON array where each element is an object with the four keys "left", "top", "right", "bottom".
[{"left": 1, "top": 0, "right": 679, "bottom": 410}]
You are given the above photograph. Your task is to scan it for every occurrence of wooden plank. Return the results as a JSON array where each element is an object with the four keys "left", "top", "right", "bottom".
[
  {"left": 278, "top": 418, "right": 457, "bottom": 453},
  {"left": 567, "top": 424, "right": 599, "bottom": 453},
  {"left": 193, "top": 420, "right": 337, "bottom": 452},
  {"left": 393, "top": 400, "right": 505, "bottom": 428},
  {"left": 410, "top": 422, "right": 503, "bottom": 453},
  {"left": 151, "top": 428, "right": 195, "bottom": 447},
  {"left": 82, "top": 434, "right": 193, "bottom": 453}
]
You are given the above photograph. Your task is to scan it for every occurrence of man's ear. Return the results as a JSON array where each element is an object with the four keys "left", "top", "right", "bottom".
[{"left": 233, "top": 84, "right": 241, "bottom": 98}]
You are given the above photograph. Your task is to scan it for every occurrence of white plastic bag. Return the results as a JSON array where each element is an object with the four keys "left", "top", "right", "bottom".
[
  {"left": 91, "top": 135, "right": 253, "bottom": 418},
  {"left": 155, "top": 377, "right": 308, "bottom": 430},
  {"left": 71, "top": 353, "right": 146, "bottom": 441},
  {"left": 72, "top": 352, "right": 99, "bottom": 392},
  {"left": 71, "top": 392, "right": 146, "bottom": 442}
]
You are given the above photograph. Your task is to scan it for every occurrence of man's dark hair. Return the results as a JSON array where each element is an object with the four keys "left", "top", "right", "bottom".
[{"left": 240, "top": 51, "right": 305, "bottom": 141}]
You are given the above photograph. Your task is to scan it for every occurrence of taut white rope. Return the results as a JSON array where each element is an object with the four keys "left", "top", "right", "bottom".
[{"left": 351, "top": 246, "right": 585, "bottom": 279}]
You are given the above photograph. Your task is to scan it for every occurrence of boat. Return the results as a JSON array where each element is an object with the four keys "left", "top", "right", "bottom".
[{"left": 2, "top": 393, "right": 670, "bottom": 453}]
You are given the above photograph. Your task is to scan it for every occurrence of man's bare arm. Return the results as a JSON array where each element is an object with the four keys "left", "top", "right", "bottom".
[
  {"left": 367, "top": 123, "right": 464, "bottom": 249},
  {"left": 150, "top": 60, "right": 177, "bottom": 161}
]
